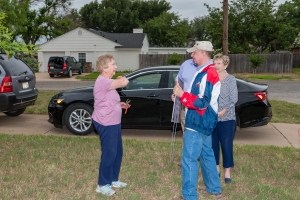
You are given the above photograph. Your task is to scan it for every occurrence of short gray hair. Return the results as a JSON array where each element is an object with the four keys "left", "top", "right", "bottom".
[
  {"left": 213, "top": 53, "right": 230, "bottom": 65},
  {"left": 96, "top": 54, "right": 114, "bottom": 73}
]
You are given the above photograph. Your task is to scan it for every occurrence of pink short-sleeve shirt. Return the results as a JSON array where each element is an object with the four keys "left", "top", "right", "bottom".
[{"left": 92, "top": 75, "right": 122, "bottom": 126}]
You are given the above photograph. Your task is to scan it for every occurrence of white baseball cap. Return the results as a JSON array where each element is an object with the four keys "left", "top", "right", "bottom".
[{"left": 186, "top": 41, "right": 214, "bottom": 53}]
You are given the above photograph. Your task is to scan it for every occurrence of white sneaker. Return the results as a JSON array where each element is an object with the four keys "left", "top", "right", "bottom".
[
  {"left": 95, "top": 184, "right": 116, "bottom": 196},
  {"left": 112, "top": 180, "right": 127, "bottom": 188}
]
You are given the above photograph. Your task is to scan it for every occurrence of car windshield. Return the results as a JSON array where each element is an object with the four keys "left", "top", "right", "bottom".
[
  {"left": 49, "top": 57, "right": 64, "bottom": 65},
  {"left": 0, "top": 55, "right": 33, "bottom": 76}
]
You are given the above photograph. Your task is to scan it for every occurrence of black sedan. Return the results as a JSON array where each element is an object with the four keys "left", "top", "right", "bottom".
[{"left": 48, "top": 66, "right": 272, "bottom": 135}]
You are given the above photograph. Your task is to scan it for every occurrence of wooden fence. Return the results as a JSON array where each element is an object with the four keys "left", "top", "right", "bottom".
[
  {"left": 140, "top": 53, "right": 296, "bottom": 73},
  {"left": 292, "top": 53, "right": 300, "bottom": 68}
]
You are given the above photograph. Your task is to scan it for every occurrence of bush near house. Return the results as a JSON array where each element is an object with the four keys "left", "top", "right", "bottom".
[
  {"left": 247, "top": 53, "right": 266, "bottom": 74},
  {"left": 167, "top": 53, "right": 184, "bottom": 65},
  {"left": 21, "top": 56, "right": 40, "bottom": 73}
]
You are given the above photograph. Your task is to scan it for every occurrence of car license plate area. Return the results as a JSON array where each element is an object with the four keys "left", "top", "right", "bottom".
[
  {"left": 22, "top": 82, "right": 29, "bottom": 89},
  {"left": 50, "top": 66, "right": 54, "bottom": 69}
]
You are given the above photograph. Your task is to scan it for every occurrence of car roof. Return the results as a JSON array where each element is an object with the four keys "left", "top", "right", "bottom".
[{"left": 126, "top": 65, "right": 180, "bottom": 77}]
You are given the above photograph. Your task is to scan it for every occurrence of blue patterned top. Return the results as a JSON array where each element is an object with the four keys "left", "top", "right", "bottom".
[{"left": 218, "top": 74, "right": 238, "bottom": 121}]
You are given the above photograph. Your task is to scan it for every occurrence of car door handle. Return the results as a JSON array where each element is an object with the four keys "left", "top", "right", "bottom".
[{"left": 147, "top": 93, "right": 159, "bottom": 97}]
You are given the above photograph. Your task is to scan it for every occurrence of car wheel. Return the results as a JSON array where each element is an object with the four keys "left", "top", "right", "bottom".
[
  {"left": 64, "top": 103, "right": 94, "bottom": 135},
  {"left": 78, "top": 68, "right": 82, "bottom": 75},
  {"left": 49, "top": 74, "right": 54, "bottom": 77},
  {"left": 3, "top": 108, "right": 26, "bottom": 116},
  {"left": 68, "top": 69, "right": 72, "bottom": 78}
]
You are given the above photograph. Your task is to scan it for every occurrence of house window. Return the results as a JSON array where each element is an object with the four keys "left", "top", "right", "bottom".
[{"left": 78, "top": 53, "right": 86, "bottom": 64}]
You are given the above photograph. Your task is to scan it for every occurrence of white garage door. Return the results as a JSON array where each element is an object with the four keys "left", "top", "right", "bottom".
[{"left": 42, "top": 52, "right": 65, "bottom": 72}]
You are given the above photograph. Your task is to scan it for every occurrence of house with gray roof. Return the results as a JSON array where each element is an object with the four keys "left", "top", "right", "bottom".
[{"left": 37, "top": 27, "right": 149, "bottom": 72}]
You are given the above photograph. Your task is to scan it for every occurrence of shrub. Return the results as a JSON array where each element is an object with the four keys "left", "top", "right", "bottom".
[
  {"left": 167, "top": 53, "right": 183, "bottom": 65},
  {"left": 21, "top": 56, "right": 41, "bottom": 73},
  {"left": 247, "top": 54, "right": 266, "bottom": 74}
]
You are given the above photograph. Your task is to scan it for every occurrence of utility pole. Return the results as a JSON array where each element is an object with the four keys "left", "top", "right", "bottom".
[{"left": 223, "top": 0, "right": 228, "bottom": 55}]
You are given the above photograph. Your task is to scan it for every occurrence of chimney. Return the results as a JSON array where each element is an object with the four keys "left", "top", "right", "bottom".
[{"left": 133, "top": 28, "right": 143, "bottom": 33}]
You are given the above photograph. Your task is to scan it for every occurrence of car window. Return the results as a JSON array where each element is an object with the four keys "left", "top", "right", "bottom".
[
  {"left": 65, "top": 57, "right": 71, "bottom": 64},
  {"left": 49, "top": 57, "right": 63, "bottom": 65},
  {"left": 72, "top": 57, "right": 77, "bottom": 62},
  {"left": 0, "top": 64, "right": 5, "bottom": 77},
  {"left": 123, "top": 72, "right": 162, "bottom": 90},
  {"left": 168, "top": 70, "right": 179, "bottom": 88},
  {"left": 0, "top": 56, "right": 33, "bottom": 76}
]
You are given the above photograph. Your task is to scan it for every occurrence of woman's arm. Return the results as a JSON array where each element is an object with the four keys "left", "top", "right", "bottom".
[{"left": 109, "top": 76, "right": 129, "bottom": 90}]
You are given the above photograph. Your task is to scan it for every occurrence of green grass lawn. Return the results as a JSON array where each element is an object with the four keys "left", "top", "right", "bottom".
[
  {"left": 233, "top": 68, "right": 300, "bottom": 81},
  {"left": 0, "top": 134, "right": 299, "bottom": 200}
]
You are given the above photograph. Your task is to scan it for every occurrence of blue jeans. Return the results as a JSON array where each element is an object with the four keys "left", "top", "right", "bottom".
[
  {"left": 93, "top": 120, "right": 123, "bottom": 186},
  {"left": 182, "top": 129, "right": 221, "bottom": 200}
]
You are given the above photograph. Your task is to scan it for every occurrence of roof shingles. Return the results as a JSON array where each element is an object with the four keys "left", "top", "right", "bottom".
[{"left": 88, "top": 29, "right": 146, "bottom": 48}]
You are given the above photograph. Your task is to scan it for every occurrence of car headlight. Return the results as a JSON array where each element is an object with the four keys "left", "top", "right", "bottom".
[{"left": 53, "top": 99, "right": 64, "bottom": 104}]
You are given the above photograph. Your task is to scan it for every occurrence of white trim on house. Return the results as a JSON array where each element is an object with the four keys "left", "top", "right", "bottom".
[{"left": 148, "top": 47, "right": 188, "bottom": 55}]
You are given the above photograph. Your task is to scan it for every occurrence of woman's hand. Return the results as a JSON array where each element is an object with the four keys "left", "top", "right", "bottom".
[
  {"left": 121, "top": 102, "right": 131, "bottom": 114},
  {"left": 120, "top": 102, "right": 130, "bottom": 109},
  {"left": 218, "top": 109, "right": 227, "bottom": 117}
]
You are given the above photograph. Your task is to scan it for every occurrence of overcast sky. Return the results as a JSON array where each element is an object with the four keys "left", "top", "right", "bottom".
[{"left": 71, "top": 0, "right": 288, "bottom": 21}]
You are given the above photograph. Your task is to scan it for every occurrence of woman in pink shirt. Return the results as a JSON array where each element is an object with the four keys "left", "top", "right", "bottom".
[{"left": 92, "top": 54, "right": 129, "bottom": 196}]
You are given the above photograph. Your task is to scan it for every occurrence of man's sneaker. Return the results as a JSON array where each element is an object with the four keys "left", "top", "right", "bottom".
[
  {"left": 112, "top": 180, "right": 127, "bottom": 188},
  {"left": 95, "top": 184, "right": 116, "bottom": 196}
]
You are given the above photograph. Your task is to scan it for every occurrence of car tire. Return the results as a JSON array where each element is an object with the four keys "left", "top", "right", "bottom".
[
  {"left": 49, "top": 74, "right": 54, "bottom": 78},
  {"left": 3, "top": 108, "right": 26, "bottom": 116},
  {"left": 67, "top": 69, "right": 72, "bottom": 78},
  {"left": 64, "top": 103, "right": 94, "bottom": 135}
]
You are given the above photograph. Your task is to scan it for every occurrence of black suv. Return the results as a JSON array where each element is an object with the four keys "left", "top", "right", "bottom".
[
  {"left": 0, "top": 53, "right": 38, "bottom": 116},
  {"left": 48, "top": 56, "right": 82, "bottom": 78}
]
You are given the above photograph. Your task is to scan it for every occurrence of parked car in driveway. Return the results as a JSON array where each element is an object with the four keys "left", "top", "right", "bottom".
[
  {"left": 0, "top": 53, "right": 38, "bottom": 116},
  {"left": 48, "top": 56, "right": 82, "bottom": 78},
  {"left": 47, "top": 66, "right": 272, "bottom": 135}
]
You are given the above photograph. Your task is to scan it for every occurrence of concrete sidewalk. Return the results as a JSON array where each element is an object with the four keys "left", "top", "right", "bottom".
[
  {"left": 35, "top": 72, "right": 90, "bottom": 81},
  {"left": 0, "top": 113, "right": 299, "bottom": 148}
]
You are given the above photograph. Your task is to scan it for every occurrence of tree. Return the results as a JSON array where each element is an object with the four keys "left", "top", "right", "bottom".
[
  {"left": 274, "top": 0, "right": 300, "bottom": 51},
  {"left": 79, "top": 0, "right": 171, "bottom": 33},
  {"left": 22, "top": 0, "right": 73, "bottom": 44},
  {"left": 188, "top": 16, "right": 210, "bottom": 45},
  {"left": 61, "top": 9, "right": 85, "bottom": 31},
  {"left": 132, "top": 0, "right": 171, "bottom": 24},
  {"left": 0, "top": 12, "right": 37, "bottom": 57},
  {"left": 142, "top": 12, "right": 189, "bottom": 47},
  {"left": 0, "top": 0, "right": 29, "bottom": 36},
  {"left": 1, "top": 0, "right": 74, "bottom": 44},
  {"left": 80, "top": 0, "right": 137, "bottom": 32},
  {"left": 204, "top": 0, "right": 296, "bottom": 53}
]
